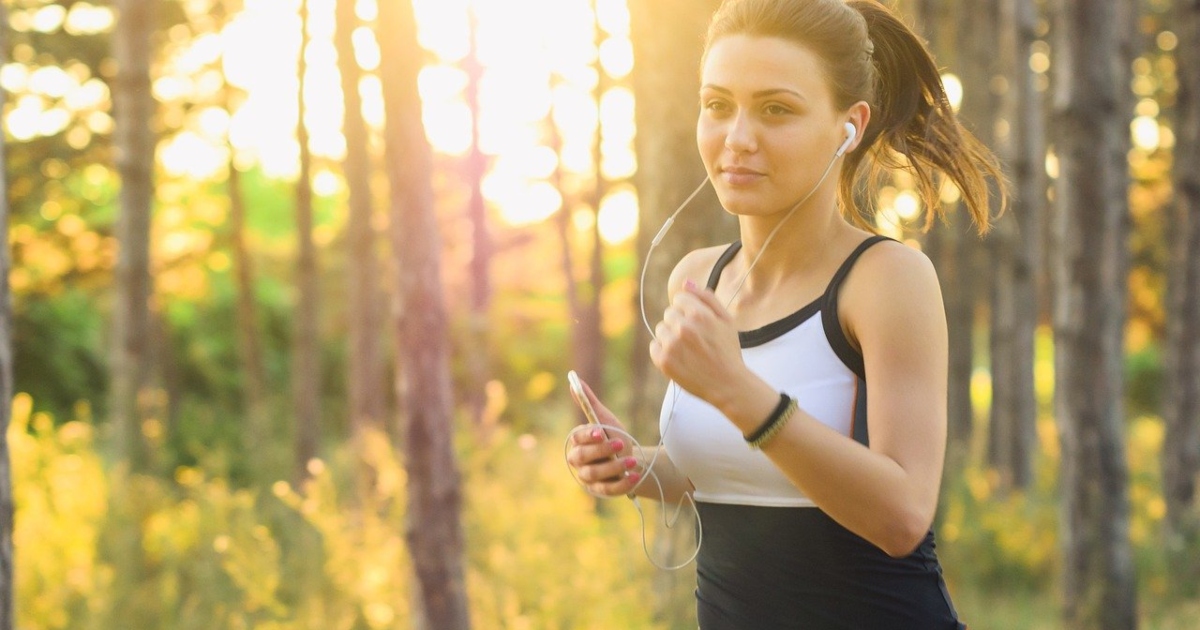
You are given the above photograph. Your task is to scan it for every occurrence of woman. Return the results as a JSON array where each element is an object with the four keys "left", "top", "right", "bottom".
[{"left": 566, "top": 0, "right": 1005, "bottom": 627}]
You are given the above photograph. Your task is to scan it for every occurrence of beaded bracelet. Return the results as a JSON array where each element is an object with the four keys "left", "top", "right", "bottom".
[{"left": 744, "top": 393, "right": 798, "bottom": 449}]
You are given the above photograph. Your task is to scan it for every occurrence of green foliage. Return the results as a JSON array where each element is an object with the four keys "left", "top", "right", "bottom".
[
  {"left": 10, "top": 393, "right": 676, "bottom": 628},
  {"left": 12, "top": 290, "right": 108, "bottom": 421}
]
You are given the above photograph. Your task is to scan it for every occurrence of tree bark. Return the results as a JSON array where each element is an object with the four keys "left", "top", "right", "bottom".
[
  {"left": 335, "top": 0, "right": 386, "bottom": 442},
  {"left": 950, "top": 0, "right": 998, "bottom": 464},
  {"left": 111, "top": 0, "right": 157, "bottom": 470},
  {"left": 377, "top": 0, "right": 471, "bottom": 627},
  {"left": 1049, "top": 0, "right": 1137, "bottom": 626},
  {"left": 293, "top": 0, "right": 322, "bottom": 486},
  {"left": 910, "top": 0, "right": 976, "bottom": 473},
  {"left": 626, "top": 2, "right": 730, "bottom": 626},
  {"left": 463, "top": 8, "right": 491, "bottom": 428},
  {"left": 223, "top": 70, "right": 271, "bottom": 462},
  {"left": 583, "top": 1, "right": 609, "bottom": 407},
  {"left": 627, "top": 0, "right": 734, "bottom": 442},
  {"left": 1162, "top": 0, "right": 1200, "bottom": 591},
  {"left": 0, "top": 6, "right": 16, "bottom": 625},
  {"left": 989, "top": 0, "right": 1044, "bottom": 490}
]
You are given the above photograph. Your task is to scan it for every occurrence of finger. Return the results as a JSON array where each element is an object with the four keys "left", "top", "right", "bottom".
[
  {"left": 654, "top": 320, "right": 674, "bottom": 345},
  {"left": 649, "top": 336, "right": 663, "bottom": 368},
  {"left": 568, "top": 437, "right": 627, "bottom": 467},
  {"left": 588, "top": 468, "right": 643, "bottom": 497},
  {"left": 569, "top": 425, "right": 608, "bottom": 448},
  {"left": 576, "top": 378, "right": 624, "bottom": 431},
  {"left": 682, "top": 281, "right": 733, "bottom": 321},
  {"left": 578, "top": 455, "right": 639, "bottom": 484}
]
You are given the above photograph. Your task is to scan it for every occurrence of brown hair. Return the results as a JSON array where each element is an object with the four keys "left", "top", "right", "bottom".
[{"left": 704, "top": 0, "right": 1006, "bottom": 233}]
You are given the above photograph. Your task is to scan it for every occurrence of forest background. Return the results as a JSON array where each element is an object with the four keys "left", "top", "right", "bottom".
[{"left": 1, "top": 0, "right": 1199, "bottom": 628}]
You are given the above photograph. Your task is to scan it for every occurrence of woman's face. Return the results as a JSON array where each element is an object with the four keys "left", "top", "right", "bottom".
[{"left": 698, "top": 35, "right": 847, "bottom": 217}]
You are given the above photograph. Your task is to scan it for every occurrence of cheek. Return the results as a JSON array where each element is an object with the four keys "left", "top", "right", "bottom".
[{"left": 696, "top": 122, "right": 723, "bottom": 163}]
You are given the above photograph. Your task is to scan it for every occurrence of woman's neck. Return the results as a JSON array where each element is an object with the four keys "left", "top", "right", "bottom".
[{"left": 731, "top": 201, "right": 852, "bottom": 297}]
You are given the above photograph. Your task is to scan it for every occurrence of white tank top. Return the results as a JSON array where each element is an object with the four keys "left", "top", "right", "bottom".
[{"left": 660, "top": 237, "right": 889, "bottom": 507}]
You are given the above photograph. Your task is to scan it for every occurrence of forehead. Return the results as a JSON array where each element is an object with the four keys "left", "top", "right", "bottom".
[{"left": 701, "top": 34, "right": 830, "bottom": 99}]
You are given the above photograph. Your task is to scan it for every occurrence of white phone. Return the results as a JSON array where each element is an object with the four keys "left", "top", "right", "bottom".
[{"left": 567, "top": 370, "right": 601, "bottom": 425}]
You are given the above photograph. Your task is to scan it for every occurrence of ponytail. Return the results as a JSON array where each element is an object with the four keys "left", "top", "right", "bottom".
[{"left": 845, "top": 0, "right": 1006, "bottom": 234}]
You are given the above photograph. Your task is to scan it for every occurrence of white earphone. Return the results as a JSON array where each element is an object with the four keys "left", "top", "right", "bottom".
[{"left": 836, "top": 121, "right": 857, "bottom": 157}]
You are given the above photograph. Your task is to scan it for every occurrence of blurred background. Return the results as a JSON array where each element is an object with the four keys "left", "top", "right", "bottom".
[{"left": 1, "top": 0, "right": 1198, "bottom": 628}]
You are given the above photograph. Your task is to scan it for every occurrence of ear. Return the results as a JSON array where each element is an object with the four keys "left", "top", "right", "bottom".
[{"left": 840, "top": 101, "right": 872, "bottom": 155}]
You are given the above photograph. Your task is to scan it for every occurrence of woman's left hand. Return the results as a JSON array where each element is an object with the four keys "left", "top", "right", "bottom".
[{"left": 649, "top": 280, "right": 746, "bottom": 403}]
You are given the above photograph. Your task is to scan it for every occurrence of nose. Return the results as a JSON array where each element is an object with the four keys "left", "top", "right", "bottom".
[{"left": 724, "top": 111, "right": 757, "bottom": 154}]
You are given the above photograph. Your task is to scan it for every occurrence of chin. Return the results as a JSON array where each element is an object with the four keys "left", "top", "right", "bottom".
[{"left": 715, "top": 193, "right": 774, "bottom": 217}]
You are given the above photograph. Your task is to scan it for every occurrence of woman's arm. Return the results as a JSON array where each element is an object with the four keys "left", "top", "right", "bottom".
[{"left": 653, "top": 242, "right": 948, "bottom": 557}]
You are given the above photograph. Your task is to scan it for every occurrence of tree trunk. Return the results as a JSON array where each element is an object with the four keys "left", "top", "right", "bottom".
[
  {"left": 627, "top": 0, "right": 734, "bottom": 442},
  {"left": 224, "top": 81, "right": 271, "bottom": 464},
  {"left": 910, "top": 0, "right": 975, "bottom": 473},
  {"left": 111, "top": 0, "right": 157, "bottom": 470},
  {"left": 109, "top": 3, "right": 157, "bottom": 625},
  {"left": 950, "top": 0, "right": 998, "bottom": 465},
  {"left": 1162, "top": 0, "right": 1200, "bottom": 592},
  {"left": 293, "top": 0, "right": 322, "bottom": 486},
  {"left": 464, "top": 8, "right": 491, "bottom": 428},
  {"left": 377, "top": 0, "right": 471, "bottom": 627},
  {"left": 583, "top": 2, "right": 608, "bottom": 407},
  {"left": 335, "top": 0, "right": 386, "bottom": 442},
  {"left": 0, "top": 6, "right": 16, "bottom": 625},
  {"left": 1049, "top": 0, "right": 1137, "bottom": 626},
  {"left": 627, "top": 2, "right": 730, "bottom": 626},
  {"left": 990, "top": 0, "right": 1044, "bottom": 490}
]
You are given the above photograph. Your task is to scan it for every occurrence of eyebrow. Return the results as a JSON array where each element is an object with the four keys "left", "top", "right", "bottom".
[{"left": 700, "top": 85, "right": 807, "bottom": 101}]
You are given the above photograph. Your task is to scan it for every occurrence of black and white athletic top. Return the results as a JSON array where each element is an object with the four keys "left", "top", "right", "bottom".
[{"left": 660, "top": 236, "right": 966, "bottom": 630}]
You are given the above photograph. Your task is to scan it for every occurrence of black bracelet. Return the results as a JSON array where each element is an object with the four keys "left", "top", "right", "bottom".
[{"left": 744, "top": 393, "right": 791, "bottom": 444}]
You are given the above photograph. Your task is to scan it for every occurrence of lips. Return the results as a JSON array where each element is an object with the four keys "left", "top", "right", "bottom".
[{"left": 720, "top": 165, "right": 766, "bottom": 185}]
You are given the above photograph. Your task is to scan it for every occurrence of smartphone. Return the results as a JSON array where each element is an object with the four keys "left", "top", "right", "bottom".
[{"left": 567, "top": 370, "right": 601, "bottom": 425}]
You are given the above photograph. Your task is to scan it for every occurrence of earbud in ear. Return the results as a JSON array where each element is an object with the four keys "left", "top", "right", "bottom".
[{"left": 836, "top": 122, "right": 857, "bottom": 157}]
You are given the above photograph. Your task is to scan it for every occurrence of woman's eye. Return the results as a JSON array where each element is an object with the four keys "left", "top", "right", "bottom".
[
  {"left": 703, "top": 100, "right": 731, "bottom": 114},
  {"left": 764, "top": 104, "right": 791, "bottom": 116}
]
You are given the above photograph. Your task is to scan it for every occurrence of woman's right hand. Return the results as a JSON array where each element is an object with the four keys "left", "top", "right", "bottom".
[{"left": 565, "top": 377, "right": 643, "bottom": 497}]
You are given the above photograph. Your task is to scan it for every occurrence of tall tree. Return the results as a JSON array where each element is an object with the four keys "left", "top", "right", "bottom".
[
  {"left": 110, "top": 0, "right": 158, "bottom": 469},
  {"left": 989, "top": 0, "right": 1044, "bottom": 489},
  {"left": 582, "top": 0, "right": 609, "bottom": 406},
  {"left": 292, "top": 0, "right": 321, "bottom": 485},
  {"left": 627, "top": 0, "right": 734, "bottom": 439},
  {"left": 463, "top": 7, "right": 491, "bottom": 427},
  {"left": 627, "top": 2, "right": 730, "bottom": 625},
  {"left": 226, "top": 140, "right": 271, "bottom": 460},
  {"left": 913, "top": 0, "right": 978, "bottom": 468},
  {"left": 221, "top": 2, "right": 270, "bottom": 468},
  {"left": 948, "top": 0, "right": 997, "bottom": 464},
  {"left": 377, "top": 0, "right": 471, "bottom": 627},
  {"left": 335, "top": 0, "right": 386, "bottom": 441},
  {"left": 1050, "top": 0, "right": 1138, "bottom": 626},
  {"left": 0, "top": 6, "right": 16, "bottom": 626},
  {"left": 1162, "top": 0, "right": 1200, "bottom": 590}
]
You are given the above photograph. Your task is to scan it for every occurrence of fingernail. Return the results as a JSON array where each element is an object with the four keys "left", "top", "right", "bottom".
[
  {"left": 628, "top": 472, "right": 641, "bottom": 483},
  {"left": 592, "top": 429, "right": 603, "bottom": 439},
  {"left": 610, "top": 439, "right": 624, "bottom": 452},
  {"left": 684, "top": 279, "right": 697, "bottom": 290},
  {"left": 624, "top": 457, "right": 637, "bottom": 468}
]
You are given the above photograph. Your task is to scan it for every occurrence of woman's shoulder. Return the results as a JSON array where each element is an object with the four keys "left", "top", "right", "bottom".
[
  {"left": 667, "top": 243, "right": 738, "bottom": 297},
  {"left": 840, "top": 237, "right": 944, "bottom": 346},
  {"left": 853, "top": 237, "right": 936, "bottom": 281}
]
